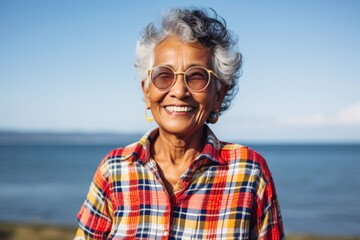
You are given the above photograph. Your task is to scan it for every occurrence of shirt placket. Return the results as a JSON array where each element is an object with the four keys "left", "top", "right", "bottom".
[{"left": 143, "top": 159, "right": 172, "bottom": 239}]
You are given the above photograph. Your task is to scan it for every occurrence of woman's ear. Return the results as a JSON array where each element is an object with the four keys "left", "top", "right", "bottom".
[
  {"left": 214, "top": 84, "right": 228, "bottom": 110},
  {"left": 141, "top": 80, "right": 151, "bottom": 108}
]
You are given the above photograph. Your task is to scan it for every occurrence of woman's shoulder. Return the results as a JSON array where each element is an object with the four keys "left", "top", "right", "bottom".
[
  {"left": 220, "top": 141, "right": 263, "bottom": 159},
  {"left": 219, "top": 141, "right": 269, "bottom": 171},
  {"left": 97, "top": 129, "right": 156, "bottom": 169},
  {"left": 93, "top": 141, "right": 143, "bottom": 177},
  {"left": 103, "top": 141, "right": 141, "bottom": 162}
]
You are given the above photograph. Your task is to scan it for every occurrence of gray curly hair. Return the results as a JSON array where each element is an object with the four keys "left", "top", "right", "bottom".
[{"left": 135, "top": 8, "right": 242, "bottom": 114}]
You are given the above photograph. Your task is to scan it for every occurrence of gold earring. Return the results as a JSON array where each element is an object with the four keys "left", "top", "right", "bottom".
[
  {"left": 206, "top": 110, "right": 219, "bottom": 124},
  {"left": 144, "top": 108, "right": 154, "bottom": 122}
]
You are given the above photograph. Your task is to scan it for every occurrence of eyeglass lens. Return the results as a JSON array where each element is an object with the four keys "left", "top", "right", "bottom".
[{"left": 151, "top": 66, "right": 210, "bottom": 91}]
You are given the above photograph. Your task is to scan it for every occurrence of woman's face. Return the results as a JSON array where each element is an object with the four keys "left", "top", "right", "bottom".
[{"left": 142, "top": 36, "right": 226, "bottom": 137}]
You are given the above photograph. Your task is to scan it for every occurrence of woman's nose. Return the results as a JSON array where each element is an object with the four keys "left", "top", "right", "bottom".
[{"left": 169, "top": 73, "right": 189, "bottom": 98}]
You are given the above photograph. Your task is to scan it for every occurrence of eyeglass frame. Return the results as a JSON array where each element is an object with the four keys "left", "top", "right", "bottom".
[{"left": 147, "top": 65, "right": 219, "bottom": 92}]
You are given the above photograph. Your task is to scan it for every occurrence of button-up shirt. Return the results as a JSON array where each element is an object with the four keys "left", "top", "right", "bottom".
[{"left": 75, "top": 126, "right": 284, "bottom": 239}]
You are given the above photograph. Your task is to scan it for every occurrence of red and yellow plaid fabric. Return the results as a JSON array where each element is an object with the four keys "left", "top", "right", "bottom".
[{"left": 75, "top": 126, "right": 284, "bottom": 239}]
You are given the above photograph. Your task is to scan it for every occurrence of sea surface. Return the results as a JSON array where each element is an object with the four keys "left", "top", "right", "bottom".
[{"left": 0, "top": 142, "right": 360, "bottom": 235}]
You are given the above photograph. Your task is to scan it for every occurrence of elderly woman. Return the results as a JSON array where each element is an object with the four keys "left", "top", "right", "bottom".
[{"left": 75, "top": 8, "right": 284, "bottom": 240}]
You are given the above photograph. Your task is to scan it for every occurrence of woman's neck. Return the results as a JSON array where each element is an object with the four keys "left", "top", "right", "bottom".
[{"left": 152, "top": 126, "right": 206, "bottom": 165}]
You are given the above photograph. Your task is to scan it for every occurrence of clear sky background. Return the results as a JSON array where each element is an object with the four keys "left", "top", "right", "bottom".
[{"left": 1, "top": 0, "right": 359, "bottom": 142}]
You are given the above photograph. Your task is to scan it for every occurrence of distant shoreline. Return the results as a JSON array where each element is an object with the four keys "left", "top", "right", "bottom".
[
  {"left": 0, "top": 222, "right": 359, "bottom": 240},
  {"left": 1, "top": 131, "right": 359, "bottom": 145},
  {"left": 0, "top": 131, "right": 143, "bottom": 145}
]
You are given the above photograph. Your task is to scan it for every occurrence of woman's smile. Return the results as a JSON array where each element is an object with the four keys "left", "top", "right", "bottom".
[{"left": 163, "top": 105, "right": 195, "bottom": 113}]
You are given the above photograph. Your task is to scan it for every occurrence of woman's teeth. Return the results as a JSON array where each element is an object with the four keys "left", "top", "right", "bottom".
[{"left": 165, "top": 106, "right": 194, "bottom": 112}]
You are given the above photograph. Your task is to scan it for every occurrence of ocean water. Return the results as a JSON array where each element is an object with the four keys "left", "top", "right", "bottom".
[{"left": 0, "top": 143, "right": 359, "bottom": 235}]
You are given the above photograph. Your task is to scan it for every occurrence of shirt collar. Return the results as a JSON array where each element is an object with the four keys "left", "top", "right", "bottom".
[
  {"left": 197, "top": 125, "right": 227, "bottom": 165},
  {"left": 129, "top": 125, "right": 226, "bottom": 165}
]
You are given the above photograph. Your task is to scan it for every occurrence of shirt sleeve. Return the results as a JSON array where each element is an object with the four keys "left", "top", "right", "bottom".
[
  {"left": 75, "top": 158, "right": 113, "bottom": 240},
  {"left": 250, "top": 158, "right": 285, "bottom": 239}
]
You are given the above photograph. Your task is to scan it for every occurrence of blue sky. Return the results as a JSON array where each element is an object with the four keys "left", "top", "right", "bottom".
[{"left": 1, "top": 0, "right": 359, "bottom": 142}]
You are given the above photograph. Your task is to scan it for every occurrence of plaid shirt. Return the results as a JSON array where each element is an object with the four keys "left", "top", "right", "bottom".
[{"left": 75, "top": 126, "right": 284, "bottom": 239}]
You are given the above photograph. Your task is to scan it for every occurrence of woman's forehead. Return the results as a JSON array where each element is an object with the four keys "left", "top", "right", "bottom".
[{"left": 153, "top": 36, "right": 211, "bottom": 68}]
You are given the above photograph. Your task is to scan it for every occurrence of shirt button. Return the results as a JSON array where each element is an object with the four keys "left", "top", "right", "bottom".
[{"left": 163, "top": 230, "right": 169, "bottom": 236}]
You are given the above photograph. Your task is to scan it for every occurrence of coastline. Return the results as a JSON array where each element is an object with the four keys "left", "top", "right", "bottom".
[{"left": 0, "top": 222, "right": 359, "bottom": 240}]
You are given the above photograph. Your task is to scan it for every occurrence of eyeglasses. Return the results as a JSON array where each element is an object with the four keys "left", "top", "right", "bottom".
[{"left": 147, "top": 65, "right": 219, "bottom": 92}]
